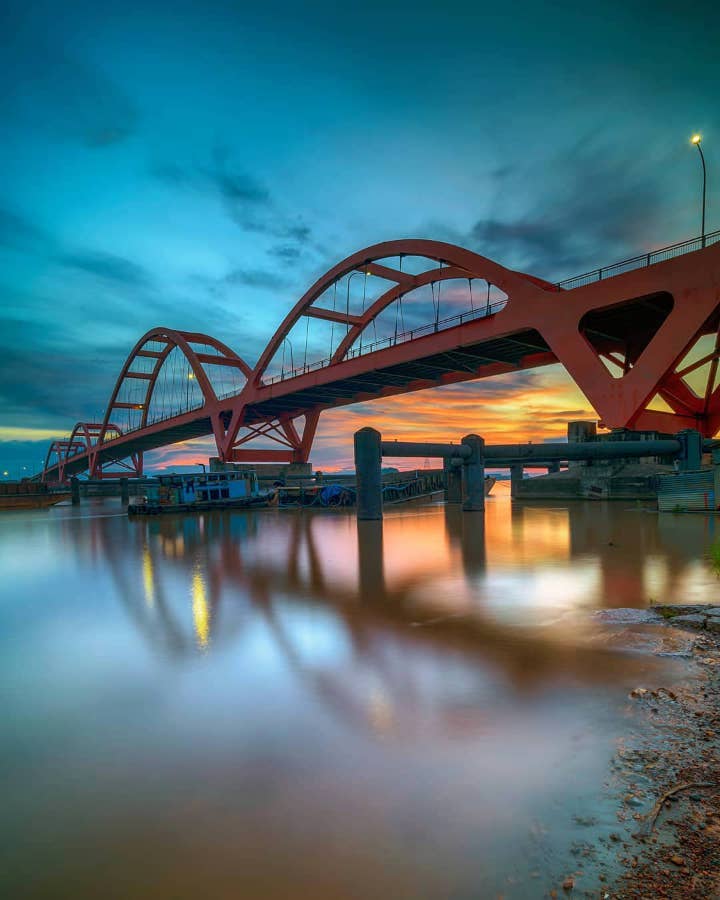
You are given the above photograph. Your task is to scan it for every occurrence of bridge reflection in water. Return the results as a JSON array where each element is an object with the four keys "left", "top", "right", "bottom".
[
  {"left": 74, "top": 498, "right": 715, "bottom": 724},
  {"left": 3, "top": 496, "right": 719, "bottom": 898}
]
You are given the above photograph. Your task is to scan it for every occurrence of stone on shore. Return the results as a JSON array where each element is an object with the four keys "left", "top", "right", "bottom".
[
  {"left": 671, "top": 614, "right": 707, "bottom": 628},
  {"left": 655, "top": 604, "right": 709, "bottom": 617}
]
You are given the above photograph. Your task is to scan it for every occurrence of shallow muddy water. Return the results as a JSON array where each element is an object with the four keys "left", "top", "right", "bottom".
[{"left": 1, "top": 492, "right": 718, "bottom": 897}]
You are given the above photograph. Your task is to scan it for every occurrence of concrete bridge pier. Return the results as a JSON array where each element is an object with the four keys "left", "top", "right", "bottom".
[
  {"left": 120, "top": 478, "right": 129, "bottom": 506},
  {"left": 355, "top": 428, "right": 383, "bottom": 521},
  {"left": 71, "top": 477, "right": 80, "bottom": 505},
  {"left": 461, "top": 434, "right": 485, "bottom": 512},
  {"left": 510, "top": 463, "right": 523, "bottom": 499},
  {"left": 355, "top": 428, "right": 486, "bottom": 519},
  {"left": 444, "top": 457, "right": 463, "bottom": 504}
]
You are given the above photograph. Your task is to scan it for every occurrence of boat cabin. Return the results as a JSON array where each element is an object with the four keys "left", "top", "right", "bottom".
[{"left": 146, "top": 471, "right": 259, "bottom": 505}]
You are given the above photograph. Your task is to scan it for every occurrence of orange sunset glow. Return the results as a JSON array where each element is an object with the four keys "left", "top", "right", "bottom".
[{"left": 149, "top": 362, "right": 595, "bottom": 471}]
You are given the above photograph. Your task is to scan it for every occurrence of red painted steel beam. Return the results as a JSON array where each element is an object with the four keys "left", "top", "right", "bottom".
[
  {"left": 304, "top": 307, "right": 364, "bottom": 326},
  {"left": 227, "top": 448, "right": 296, "bottom": 463},
  {"left": 359, "top": 262, "right": 415, "bottom": 285}
]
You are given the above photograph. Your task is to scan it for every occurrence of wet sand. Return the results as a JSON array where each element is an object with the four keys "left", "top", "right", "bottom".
[{"left": 548, "top": 609, "right": 720, "bottom": 898}]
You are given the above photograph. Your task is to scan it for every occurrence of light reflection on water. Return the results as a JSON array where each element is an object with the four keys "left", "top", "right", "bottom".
[{"left": 0, "top": 495, "right": 718, "bottom": 898}]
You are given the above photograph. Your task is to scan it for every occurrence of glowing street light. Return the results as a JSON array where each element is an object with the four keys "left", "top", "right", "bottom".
[
  {"left": 690, "top": 134, "right": 707, "bottom": 247},
  {"left": 185, "top": 368, "right": 195, "bottom": 409}
]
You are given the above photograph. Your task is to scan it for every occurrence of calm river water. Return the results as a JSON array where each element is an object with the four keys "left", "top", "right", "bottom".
[{"left": 1, "top": 488, "right": 718, "bottom": 898}]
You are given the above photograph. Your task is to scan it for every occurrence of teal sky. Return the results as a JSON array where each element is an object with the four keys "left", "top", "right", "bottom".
[{"left": 1, "top": 0, "right": 717, "bottom": 472}]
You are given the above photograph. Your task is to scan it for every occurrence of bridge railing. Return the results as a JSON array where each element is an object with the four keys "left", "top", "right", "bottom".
[
  {"left": 265, "top": 298, "right": 508, "bottom": 385},
  {"left": 556, "top": 229, "right": 720, "bottom": 290}
]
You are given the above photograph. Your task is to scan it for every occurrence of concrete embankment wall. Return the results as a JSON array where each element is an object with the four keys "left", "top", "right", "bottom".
[{"left": 512, "top": 463, "right": 674, "bottom": 501}]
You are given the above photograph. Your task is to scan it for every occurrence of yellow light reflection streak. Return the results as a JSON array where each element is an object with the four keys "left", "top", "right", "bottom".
[
  {"left": 142, "top": 545, "right": 155, "bottom": 608},
  {"left": 192, "top": 567, "right": 211, "bottom": 649}
]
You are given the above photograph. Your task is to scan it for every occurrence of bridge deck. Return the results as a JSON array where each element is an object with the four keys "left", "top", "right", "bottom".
[{"left": 41, "top": 233, "right": 720, "bottom": 480}]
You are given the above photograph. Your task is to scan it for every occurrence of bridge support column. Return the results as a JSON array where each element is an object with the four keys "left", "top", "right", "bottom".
[
  {"left": 568, "top": 420, "right": 596, "bottom": 470},
  {"left": 120, "top": 477, "right": 129, "bottom": 506},
  {"left": 677, "top": 429, "right": 703, "bottom": 471},
  {"left": 355, "top": 427, "right": 383, "bottom": 521},
  {"left": 461, "top": 434, "right": 485, "bottom": 512},
  {"left": 510, "top": 463, "right": 523, "bottom": 499},
  {"left": 444, "top": 458, "right": 462, "bottom": 504},
  {"left": 71, "top": 477, "right": 80, "bottom": 506},
  {"left": 548, "top": 461, "right": 560, "bottom": 474}
]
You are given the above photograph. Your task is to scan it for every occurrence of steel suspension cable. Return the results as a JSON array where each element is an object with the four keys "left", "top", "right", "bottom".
[
  {"left": 304, "top": 315, "right": 310, "bottom": 370},
  {"left": 434, "top": 262, "right": 442, "bottom": 329},
  {"left": 330, "top": 281, "right": 338, "bottom": 357}
]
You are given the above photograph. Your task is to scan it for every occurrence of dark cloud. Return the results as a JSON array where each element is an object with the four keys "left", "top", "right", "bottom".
[
  {"left": 224, "top": 268, "right": 291, "bottom": 290},
  {"left": 0, "top": 32, "right": 137, "bottom": 148},
  {"left": 436, "top": 138, "right": 674, "bottom": 281},
  {"left": 284, "top": 223, "right": 312, "bottom": 244},
  {"left": 0, "top": 207, "right": 52, "bottom": 254},
  {"left": 57, "top": 251, "right": 152, "bottom": 287},
  {"left": 0, "top": 329, "right": 116, "bottom": 428},
  {"left": 150, "top": 149, "right": 313, "bottom": 247},
  {"left": 269, "top": 243, "right": 302, "bottom": 262},
  {"left": 208, "top": 168, "right": 271, "bottom": 209}
]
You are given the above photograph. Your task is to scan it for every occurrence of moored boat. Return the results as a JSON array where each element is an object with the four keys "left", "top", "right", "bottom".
[
  {"left": 128, "top": 470, "right": 273, "bottom": 515},
  {"left": 0, "top": 481, "right": 70, "bottom": 510}
]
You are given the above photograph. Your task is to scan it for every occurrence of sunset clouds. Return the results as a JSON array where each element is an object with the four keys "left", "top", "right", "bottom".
[{"left": 0, "top": 0, "right": 716, "bottom": 474}]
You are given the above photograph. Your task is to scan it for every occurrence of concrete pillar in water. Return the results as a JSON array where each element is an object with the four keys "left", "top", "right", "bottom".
[
  {"left": 510, "top": 463, "right": 523, "bottom": 499},
  {"left": 357, "top": 520, "right": 385, "bottom": 601},
  {"left": 71, "top": 476, "right": 80, "bottom": 505},
  {"left": 460, "top": 511, "right": 486, "bottom": 576},
  {"left": 120, "top": 477, "right": 129, "bottom": 505},
  {"left": 548, "top": 461, "right": 560, "bottom": 474},
  {"left": 354, "top": 428, "right": 383, "bottom": 521},
  {"left": 677, "top": 429, "right": 703, "bottom": 472},
  {"left": 461, "top": 434, "right": 485, "bottom": 512},
  {"left": 444, "top": 457, "right": 462, "bottom": 504},
  {"left": 567, "top": 420, "right": 597, "bottom": 470}
]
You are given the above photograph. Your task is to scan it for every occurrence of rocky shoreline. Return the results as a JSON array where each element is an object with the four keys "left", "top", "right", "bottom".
[{"left": 556, "top": 604, "right": 720, "bottom": 898}]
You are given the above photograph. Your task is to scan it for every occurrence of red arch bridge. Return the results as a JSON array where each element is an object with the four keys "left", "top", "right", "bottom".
[{"left": 39, "top": 231, "right": 720, "bottom": 482}]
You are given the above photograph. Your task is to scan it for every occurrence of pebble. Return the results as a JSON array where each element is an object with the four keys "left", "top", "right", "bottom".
[{"left": 672, "top": 614, "right": 706, "bottom": 628}]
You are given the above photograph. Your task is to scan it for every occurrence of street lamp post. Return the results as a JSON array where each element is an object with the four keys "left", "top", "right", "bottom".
[{"left": 691, "top": 134, "right": 707, "bottom": 248}]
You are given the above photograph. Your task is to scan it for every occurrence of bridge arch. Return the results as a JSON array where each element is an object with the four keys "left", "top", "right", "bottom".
[
  {"left": 100, "top": 327, "right": 252, "bottom": 438},
  {"left": 251, "top": 239, "right": 557, "bottom": 384},
  {"left": 68, "top": 421, "right": 122, "bottom": 453},
  {"left": 42, "top": 438, "right": 85, "bottom": 482}
]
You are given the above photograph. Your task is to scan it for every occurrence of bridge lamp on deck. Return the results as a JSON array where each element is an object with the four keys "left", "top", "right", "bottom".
[{"left": 690, "top": 134, "right": 707, "bottom": 248}]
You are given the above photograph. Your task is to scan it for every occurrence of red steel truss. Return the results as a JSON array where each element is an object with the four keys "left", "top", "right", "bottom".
[{"left": 40, "top": 237, "right": 720, "bottom": 482}]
